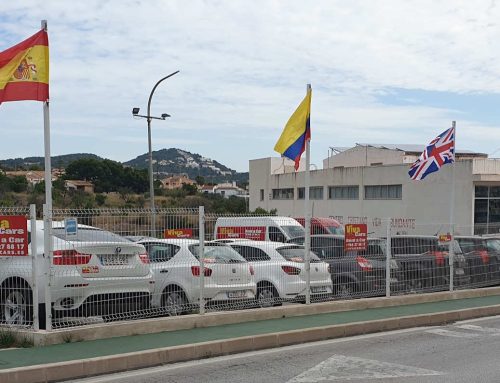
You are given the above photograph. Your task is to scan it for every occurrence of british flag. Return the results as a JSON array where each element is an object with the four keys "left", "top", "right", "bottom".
[{"left": 408, "top": 127, "right": 455, "bottom": 180}]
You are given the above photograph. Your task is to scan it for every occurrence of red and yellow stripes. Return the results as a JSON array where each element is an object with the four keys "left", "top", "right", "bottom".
[{"left": 0, "top": 29, "right": 49, "bottom": 103}]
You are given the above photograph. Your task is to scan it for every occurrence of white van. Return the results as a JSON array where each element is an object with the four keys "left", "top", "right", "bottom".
[{"left": 214, "top": 216, "right": 305, "bottom": 243}]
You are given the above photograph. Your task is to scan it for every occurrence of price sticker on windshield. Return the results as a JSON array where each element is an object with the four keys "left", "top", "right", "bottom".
[{"left": 0, "top": 216, "right": 28, "bottom": 256}]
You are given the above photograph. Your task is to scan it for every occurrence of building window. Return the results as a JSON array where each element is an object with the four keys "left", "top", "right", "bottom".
[
  {"left": 272, "top": 188, "right": 294, "bottom": 200},
  {"left": 364, "top": 185, "right": 402, "bottom": 200},
  {"left": 474, "top": 185, "right": 500, "bottom": 234},
  {"left": 328, "top": 186, "right": 359, "bottom": 200},
  {"left": 298, "top": 187, "right": 324, "bottom": 200},
  {"left": 260, "top": 189, "right": 264, "bottom": 201}
]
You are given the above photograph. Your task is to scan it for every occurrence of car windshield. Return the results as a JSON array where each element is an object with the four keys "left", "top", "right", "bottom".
[
  {"left": 325, "top": 225, "right": 344, "bottom": 235},
  {"left": 276, "top": 246, "right": 321, "bottom": 263},
  {"left": 189, "top": 243, "right": 246, "bottom": 263},
  {"left": 52, "top": 227, "right": 129, "bottom": 243},
  {"left": 281, "top": 225, "right": 305, "bottom": 239},
  {"left": 457, "top": 239, "right": 487, "bottom": 253},
  {"left": 487, "top": 239, "right": 500, "bottom": 252}
]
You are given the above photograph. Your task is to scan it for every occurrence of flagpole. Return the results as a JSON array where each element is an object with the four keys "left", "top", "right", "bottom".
[
  {"left": 304, "top": 84, "right": 312, "bottom": 305},
  {"left": 449, "top": 120, "right": 456, "bottom": 292},
  {"left": 41, "top": 19, "right": 53, "bottom": 330}
]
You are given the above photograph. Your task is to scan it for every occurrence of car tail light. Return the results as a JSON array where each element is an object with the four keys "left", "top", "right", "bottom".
[
  {"left": 356, "top": 256, "right": 373, "bottom": 271},
  {"left": 139, "top": 252, "right": 150, "bottom": 264},
  {"left": 249, "top": 265, "right": 255, "bottom": 276},
  {"left": 476, "top": 250, "right": 490, "bottom": 264},
  {"left": 430, "top": 251, "right": 445, "bottom": 266},
  {"left": 281, "top": 265, "right": 301, "bottom": 275},
  {"left": 53, "top": 250, "right": 91, "bottom": 265},
  {"left": 191, "top": 265, "right": 212, "bottom": 277}
]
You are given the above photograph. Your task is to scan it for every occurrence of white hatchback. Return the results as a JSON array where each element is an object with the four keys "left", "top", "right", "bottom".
[
  {"left": 0, "top": 221, "right": 154, "bottom": 327},
  {"left": 131, "top": 238, "right": 257, "bottom": 315},
  {"left": 228, "top": 241, "right": 333, "bottom": 307}
]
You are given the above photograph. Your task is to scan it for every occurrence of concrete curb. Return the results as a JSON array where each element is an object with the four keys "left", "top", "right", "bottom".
[
  {"left": 20, "top": 285, "right": 500, "bottom": 346},
  {"left": 3, "top": 302, "right": 500, "bottom": 383}
]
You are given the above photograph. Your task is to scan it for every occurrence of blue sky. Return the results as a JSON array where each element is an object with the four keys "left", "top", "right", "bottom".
[{"left": 1, "top": 1, "right": 500, "bottom": 172}]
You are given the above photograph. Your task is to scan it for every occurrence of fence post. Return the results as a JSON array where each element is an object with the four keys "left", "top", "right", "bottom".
[
  {"left": 385, "top": 218, "right": 391, "bottom": 297},
  {"left": 42, "top": 204, "right": 52, "bottom": 330},
  {"left": 29, "top": 205, "right": 39, "bottom": 331},
  {"left": 198, "top": 206, "right": 205, "bottom": 314},
  {"left": 449, "top": 224, "right": 455, "bottom": 292},
  {"left": 305, "top": 213, "right": 311, "bottom": 305}
]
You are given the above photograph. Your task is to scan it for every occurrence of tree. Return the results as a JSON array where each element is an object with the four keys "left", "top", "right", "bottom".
[{"left": 195, "top": 176, "right": 205, "bottom": 186}]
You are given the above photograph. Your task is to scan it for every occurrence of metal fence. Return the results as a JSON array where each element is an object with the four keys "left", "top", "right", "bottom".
[{"left": 2, "top": 206, "right": 500, "bottom": 332}]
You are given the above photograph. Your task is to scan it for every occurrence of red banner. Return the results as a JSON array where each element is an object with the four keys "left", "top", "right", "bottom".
[
  {"left": 344, "top": 223, "right": 367, "bottom": 251},
  {"left": 0, "top": 216, "right": 28, "bottom": 256},
  {"left": 164, "top": 228, "right": 193, "bottom": 239},
  {"left": 216, "top": 226, "right": 266, "bottom": 240}
]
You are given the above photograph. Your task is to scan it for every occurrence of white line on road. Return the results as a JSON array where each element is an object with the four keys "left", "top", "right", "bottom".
[
  {"left": 286, "top": 354, "right": 443, "bottom": 382},
  {"left": 455, "top": 324, "right": 500, "bottom": 335},
  {"left": 425, "top": 328, "right": 480, "bottom": 338}
]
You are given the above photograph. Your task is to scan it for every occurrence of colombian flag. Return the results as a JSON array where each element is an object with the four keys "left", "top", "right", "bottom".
[
  {"left": 0, "top": 29, "right": 49, "bottom": 104},
  {"left": 274, "top": 87, "right": 311, "bottom": 170}
]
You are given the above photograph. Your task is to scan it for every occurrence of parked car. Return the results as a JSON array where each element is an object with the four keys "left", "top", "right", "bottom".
[
  {"left": 288, "top": 235, "right": 403, "bottom": 298},
  {"left": 129, "top": 238, "right": 256, "bottom": 315},
  {"left": 390, "top": 235, "right": 469, "bottom": 292},
  {"left": 294, "top": 217, "right": 344, "bottom": 235},
  {"left": 0, "top": 220, "right": 154, "bottom": 327},
  {"left": 227, "top": 240, "right": 333, "bottom": 306},
  {"left": 455, "top": 236, "right": 500, "bottom": 287}
]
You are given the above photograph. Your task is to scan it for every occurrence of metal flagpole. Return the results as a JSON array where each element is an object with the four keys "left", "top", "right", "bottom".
[
  {"left": 41, "top": 19, "right": 53, "bottom": 330},
  {"left": 304, "top": 84, "right": 312, "bottom": 305},
  {"left": 449, "top": 121, "right": 456, "bottom": 292}
]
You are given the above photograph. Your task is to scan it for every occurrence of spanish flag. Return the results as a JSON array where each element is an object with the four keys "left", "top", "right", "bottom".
[
  {"left": 274, "top": 87, "right": 311, "bottom": 170},
  {"left": 0, "top": 29, "right": 49, "bottom": 104}
]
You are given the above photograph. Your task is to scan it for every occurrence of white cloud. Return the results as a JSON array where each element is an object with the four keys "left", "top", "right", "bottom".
[{"left": 1, "top": 0, "right": 500, "bottom": 171}]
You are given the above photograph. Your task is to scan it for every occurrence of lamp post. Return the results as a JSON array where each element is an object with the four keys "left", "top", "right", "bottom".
[{"left": 133, "top": 70, "right": 179, "bottom": 236}]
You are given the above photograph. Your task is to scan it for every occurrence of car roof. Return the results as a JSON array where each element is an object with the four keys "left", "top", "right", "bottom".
[{"left": 228, "top": 241, "right": 303, "bottom": 250}]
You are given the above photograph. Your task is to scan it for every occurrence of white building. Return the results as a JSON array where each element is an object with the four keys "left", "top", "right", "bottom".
[{"left": 249, "top": 144, "right": 500, "bottom": 236}]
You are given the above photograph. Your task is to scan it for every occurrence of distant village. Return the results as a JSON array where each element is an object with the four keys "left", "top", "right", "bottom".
[{"left": 1, "top": 169, "right": 249, "bottom": 199}]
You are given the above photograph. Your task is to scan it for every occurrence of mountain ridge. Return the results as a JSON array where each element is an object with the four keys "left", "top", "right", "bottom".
[{"left": 0, "top": 149, "right": 248, "bottom": 183}]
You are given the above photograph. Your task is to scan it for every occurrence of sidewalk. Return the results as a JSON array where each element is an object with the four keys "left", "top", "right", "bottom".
[{"left": 3, "top": 293, "right": 500, "bottom": 382}]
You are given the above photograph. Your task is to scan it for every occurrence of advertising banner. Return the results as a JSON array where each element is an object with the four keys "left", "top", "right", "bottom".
[
  {"left": 0, "top": 216, "right": 28, "bottom": 256},
  {"left": 344, "top": 223, "right": 368, "bottom": 251}
]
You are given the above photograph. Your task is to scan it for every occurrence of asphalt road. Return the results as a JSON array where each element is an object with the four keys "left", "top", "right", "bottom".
[{"left": 66, "top": 315, "right": 500, "bottom": 383}]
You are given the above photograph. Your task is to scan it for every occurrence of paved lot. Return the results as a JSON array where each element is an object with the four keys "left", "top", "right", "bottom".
[{"left": 65, "top": 315, "right": 500, "bottom": 383}]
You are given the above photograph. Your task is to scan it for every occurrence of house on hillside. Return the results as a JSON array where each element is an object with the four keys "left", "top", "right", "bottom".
[
  {"left": 160, "top": 174, "right": 196, "bottom": 189},
  {"left": 5, "top": 170, "right": 56, "bottom": 185},
  {"left": 65, "top": 180, "right": 94, "bottom": 193},
  {"left": 213, "top": 181, "right": 247, "bottom": 198}
]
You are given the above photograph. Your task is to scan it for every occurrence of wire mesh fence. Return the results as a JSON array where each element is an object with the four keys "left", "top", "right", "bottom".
[{"left": 2, "top": 207, "right": 500, "bottom": 332}]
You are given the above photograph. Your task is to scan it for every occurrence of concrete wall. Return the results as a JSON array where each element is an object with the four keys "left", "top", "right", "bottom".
[
  {"left": 250, "top": 158, "right": 475, "bottom": 236},
  {"left": 322, "top": 146, "right": 418, "bottom": 169}
]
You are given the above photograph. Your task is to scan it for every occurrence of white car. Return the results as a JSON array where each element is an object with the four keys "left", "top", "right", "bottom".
[
  {"left": 228, "top": 241, "right": 333, "bottom": 307},
  {"left": 131, "top": 238, "right": 257, "bottom": 315},
  {"left": 0, "top": 220, "right": 154, "bottom": 327}
]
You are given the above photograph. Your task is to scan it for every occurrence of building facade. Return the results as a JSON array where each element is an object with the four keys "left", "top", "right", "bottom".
[{"left": 249, "top": 145, "right": 500, "bottom": 236}]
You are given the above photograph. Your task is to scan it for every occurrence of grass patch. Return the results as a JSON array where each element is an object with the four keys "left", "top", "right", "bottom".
[{"left": 0, "top": 329, "right": 33, "bottom": 349}]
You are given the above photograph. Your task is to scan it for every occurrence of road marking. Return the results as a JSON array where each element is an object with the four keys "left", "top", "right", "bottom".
[
  {"left": 65, "top": 327, "right": 430, "bottom": 383},
  {"left": 425, "top": 328, "right": 480, "bottom": 338},
  {"left": 455, "top": 324, "right": 500, "bottom": 335},
  {"left": 287, "top": 354, "right": 443, "bottom": 382}
]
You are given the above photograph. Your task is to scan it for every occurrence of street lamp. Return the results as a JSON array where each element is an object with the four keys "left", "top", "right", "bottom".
[{"left": 132, "top": 70, "right": 179, "bottom": 236}]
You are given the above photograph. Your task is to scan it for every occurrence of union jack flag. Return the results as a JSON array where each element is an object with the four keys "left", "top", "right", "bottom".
[{"left": 408, "top": 127, "right": 455, "bottom": 180}]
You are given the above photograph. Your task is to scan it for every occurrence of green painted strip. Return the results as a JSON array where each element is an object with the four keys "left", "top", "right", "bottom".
[{"left": 1, "top": 295, "right": 500, "bottom": 370}]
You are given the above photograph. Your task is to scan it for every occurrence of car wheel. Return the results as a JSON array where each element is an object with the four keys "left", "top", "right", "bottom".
[
  {"left": 162, "top": 289, "right": 187, "bottom": 316},
  {"left": 256, "top": 284, "right": 280, "bottom": 308},
  {"left": 1, "top": 285, "right": 33, "bottom": 326},
  {"left": 335, "top": 280, "right": 355, "bottom": 299}
]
